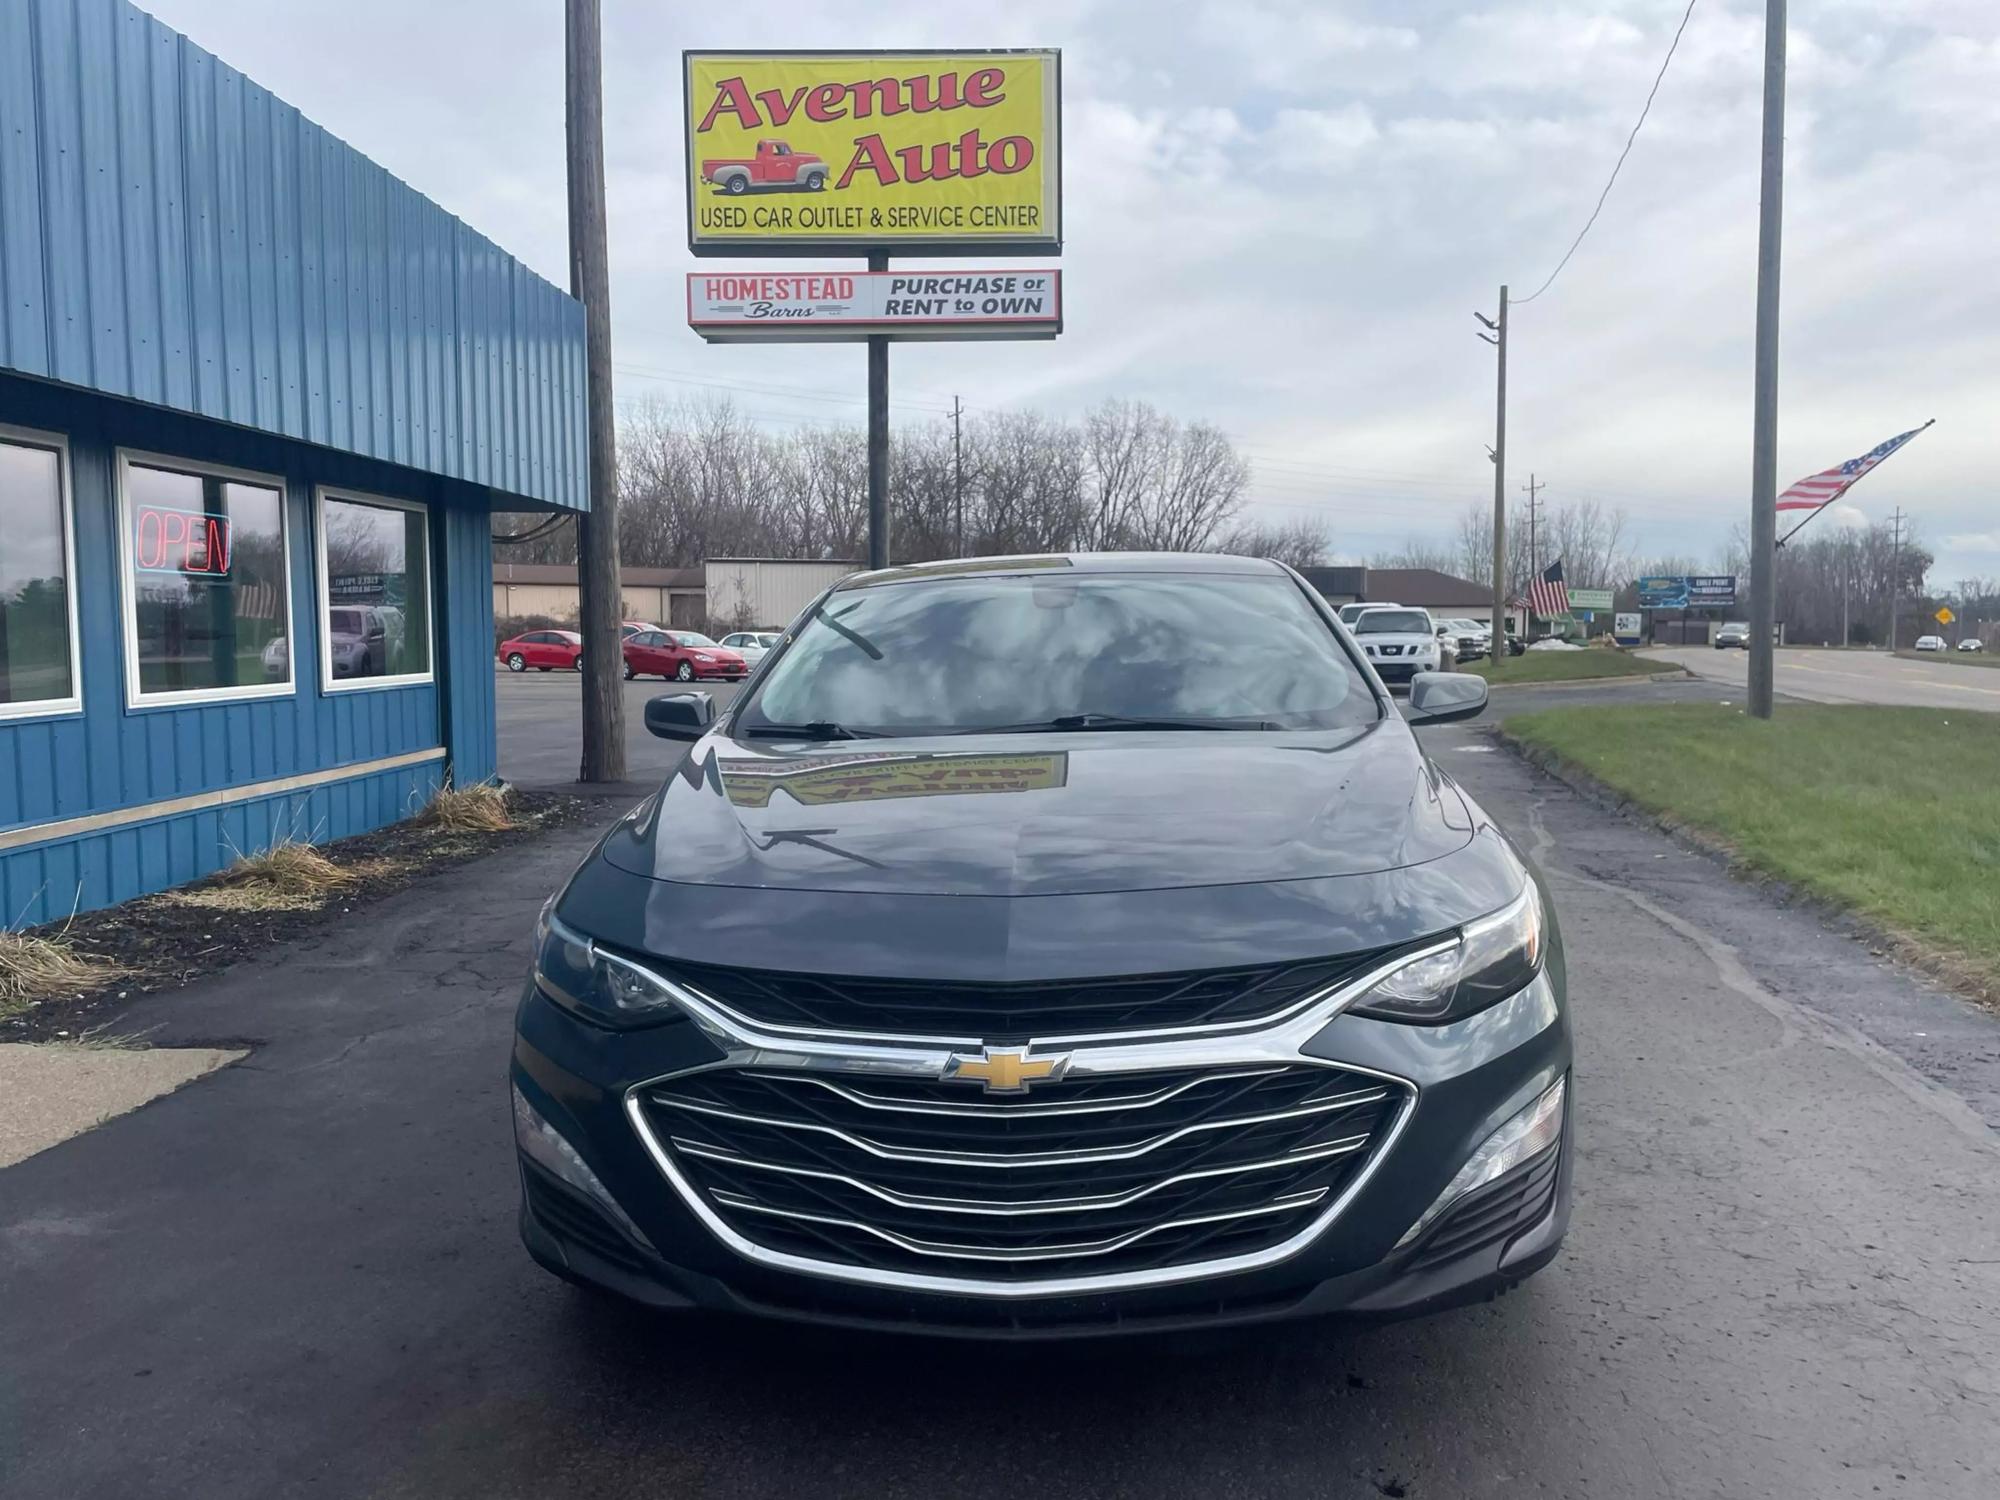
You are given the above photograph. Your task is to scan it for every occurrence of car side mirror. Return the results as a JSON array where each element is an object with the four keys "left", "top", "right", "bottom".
[
  {"left": 1407, "top": 671, "right": 1488, "bottom": 725},
  {"left": 644, "top": 691, "right": 715, "bottom": 742}
]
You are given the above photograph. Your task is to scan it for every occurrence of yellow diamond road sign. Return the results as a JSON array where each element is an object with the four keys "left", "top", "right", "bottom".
[{"left": 1936, "top": 606, "right": 1955, "bottom": 626}]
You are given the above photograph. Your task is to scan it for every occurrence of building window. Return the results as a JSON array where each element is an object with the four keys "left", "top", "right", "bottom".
[
  {"left": 0, "top": 429, "right": 81, "bottom": 720},
  {"left": 315, "top": 489, "right": 432, "bottom": 690},
  {"left": 118, "top": 452, "right": 293, "bottom": 706}
]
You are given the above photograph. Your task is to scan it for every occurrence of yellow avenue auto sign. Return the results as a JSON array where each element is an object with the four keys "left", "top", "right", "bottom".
[{"left": 684, "top": 50, "right": 1061, "bottom": 255}]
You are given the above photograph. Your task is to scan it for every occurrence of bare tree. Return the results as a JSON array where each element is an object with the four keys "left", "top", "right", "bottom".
[
  {"left": 1213, "top": 515, "right": 1333, "bottom": 569},
  {"left": 498, "top": 394, "right": 1251, "bottom": 571}
]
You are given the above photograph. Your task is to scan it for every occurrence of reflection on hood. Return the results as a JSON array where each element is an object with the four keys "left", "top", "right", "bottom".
[{"left": 720, "top": 751, "right": 1069, "bottom": 809}]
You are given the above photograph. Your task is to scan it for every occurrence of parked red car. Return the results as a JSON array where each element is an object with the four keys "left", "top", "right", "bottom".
[
  {"left": 621, "top": 629, "right": 747, "bottom": 682},
  {"left": 499, "top": 629, "right": 584, "bottom": 672}
]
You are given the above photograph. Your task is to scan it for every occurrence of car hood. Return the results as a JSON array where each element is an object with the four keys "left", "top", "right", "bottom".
[{"left": 598, "top": 719, "right": 1474, "bottom": 899}]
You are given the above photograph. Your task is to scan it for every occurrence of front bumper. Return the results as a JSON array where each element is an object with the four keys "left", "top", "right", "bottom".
[{"left": 510, "top": 966, "right": 1572, "bottom": 1338}]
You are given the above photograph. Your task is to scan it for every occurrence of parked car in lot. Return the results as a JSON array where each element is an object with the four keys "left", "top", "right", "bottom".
[
  {"left": 622, "top": 629, "right": 748, "bottom": 682},
  {"left": 1439, "top": 617, "right": 1490, "bottom": 662},
  {"left": 500, "top": 629, "right": 583, "bottom": 672},
  {"left": 1349, "top": 606, "right": 1447, "bottom": 682},
  {"left": 514, "top": 554, "right": 1571, "bottom": 1335},
  {"left": 1958, "top": 638, "right": 1985, "bottom": 653},
  {"left": 1914, "top": 635, "right": 1946, "bottom": 652},
  {"left": 719, "top": 631, "right": 782, "bottom": 668},
  {"left": 1715, "top": 621, "right": 1752, "bottom": 649}
]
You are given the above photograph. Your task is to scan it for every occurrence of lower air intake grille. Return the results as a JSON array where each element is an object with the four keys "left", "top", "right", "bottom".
[{"left": 642, "top": 1061, "right": 1409, "bottom": 1284}]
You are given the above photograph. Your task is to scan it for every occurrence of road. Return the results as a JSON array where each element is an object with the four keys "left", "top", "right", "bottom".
[
  {"left": 4, "top": 700, "right": 1997, "bottom": 1498},
  {"left": 1654, "top": 644, "right": 2000, "bottom": 710}
]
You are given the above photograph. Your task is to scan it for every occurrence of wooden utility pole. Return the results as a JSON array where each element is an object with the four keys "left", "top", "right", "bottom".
[
  {"left": 866, "top": 251, "right": 891, "bottom": 569},
  {"left": 1522, "top": 473, "right": 1545, "bottom": 576},
  {"left": 951, "top": 395, "right": 965, "bottom": 557},
  {"left": 1887, "top": 506, "right": 1906, "bottom": 650},
  {"left": 566, "top": 0, "right": 624, "bottom": 781},
  {"left": 1487, "top": 287, "right": 1509, "bottom": 647},
  {"left": 1746, "top": 0, "right": 1786, "bottom": 719}
]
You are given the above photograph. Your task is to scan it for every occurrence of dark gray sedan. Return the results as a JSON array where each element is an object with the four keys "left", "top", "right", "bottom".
[{"left": 512, "top": 553, "right": 1572, "bottom": 1336}]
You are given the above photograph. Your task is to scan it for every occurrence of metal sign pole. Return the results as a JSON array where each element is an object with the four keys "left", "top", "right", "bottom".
[{"left": 866, "top": 250, "right": 890, "bottom": 570}]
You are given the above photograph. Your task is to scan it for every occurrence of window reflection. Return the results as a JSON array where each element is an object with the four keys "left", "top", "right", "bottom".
[
  {"left": 125, "top": 461, "right": 289, "bottom": 698},
  {"left": 321, "top": 495, "right": 430, "bottom": 683},
  {"left": 0, "top": 439, "right": 74, "bottom": 711},
  {"left": 746, "top": 574, "right": 1374, "bottom": 735}
]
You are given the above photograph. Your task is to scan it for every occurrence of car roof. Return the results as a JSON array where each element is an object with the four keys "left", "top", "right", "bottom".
[{"left": 837, "top": 552, "right": 1289, "bottom": 590}]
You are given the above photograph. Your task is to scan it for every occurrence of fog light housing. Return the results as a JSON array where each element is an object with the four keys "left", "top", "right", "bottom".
[
  {"left": 1395, "top": 1075, "right": 1565, "bottom": 1250},
  {"left": 512, "top": 1083, "right": 653, "bottom": 1249}
]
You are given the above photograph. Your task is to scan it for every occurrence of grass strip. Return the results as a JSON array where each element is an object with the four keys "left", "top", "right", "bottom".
[
  {"left": 1470, "top": 650, "right": 1681, "bottom": 685},
  {"left": 1503, "top": 703, "right": 2000, "bottom": 999}
]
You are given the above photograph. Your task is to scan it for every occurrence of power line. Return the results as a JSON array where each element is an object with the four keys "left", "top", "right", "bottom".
[{"left": 1514, "top": 0, "right": 1701, "bottom": 306}]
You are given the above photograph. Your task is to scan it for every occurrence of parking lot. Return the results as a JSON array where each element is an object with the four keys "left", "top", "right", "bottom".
[
  {"left": 6, "top": 678, "right": 1999, "bottom": 1499},
  {"left": 495, "top": 666, "right": 745, "bottom": 789}
]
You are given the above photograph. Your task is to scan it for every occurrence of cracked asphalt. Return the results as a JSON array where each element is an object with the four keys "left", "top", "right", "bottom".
[{"left": 3, "top": 683, "right": 1998, "bottom": 1499}]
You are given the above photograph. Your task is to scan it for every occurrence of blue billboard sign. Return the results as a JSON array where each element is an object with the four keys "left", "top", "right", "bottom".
[{"left": 1637, "top": 574, "right": 1737, "bottom": 609}]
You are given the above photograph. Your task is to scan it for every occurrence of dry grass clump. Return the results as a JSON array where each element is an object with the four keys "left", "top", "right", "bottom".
[
  {"left": 166, "top": 837, "right": 364, "bottom": 913},
  {"left": 420, "top": 780, "right": 516, "bottom": 834},
  {"left": 0, "top": 930, "right": 129, "bottom": 1014}
]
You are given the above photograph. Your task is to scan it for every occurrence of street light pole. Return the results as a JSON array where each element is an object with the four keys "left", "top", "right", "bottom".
[
  {"left": 1746, "top": 0, "right": 1786, "bottom": 719},
  {"left": 1485, "top": 287, "right": 1509, "bottom": 648}
]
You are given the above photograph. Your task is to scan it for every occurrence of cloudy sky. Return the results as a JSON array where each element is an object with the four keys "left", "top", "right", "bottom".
[{"left": 145, "top": 0, "right": 1997, "bottom": 583}]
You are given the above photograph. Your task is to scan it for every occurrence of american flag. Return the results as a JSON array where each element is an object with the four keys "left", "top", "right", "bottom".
[
  {"left": 1527, "top": 560, "right": 1569, "bottom": 619},
  {"left": 1775, "top": 422, "right": 1933, "bottom": 511}
]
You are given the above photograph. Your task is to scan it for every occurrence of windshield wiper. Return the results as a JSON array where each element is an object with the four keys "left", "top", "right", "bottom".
[
  {"left": 741, "top": 721, "right": 880, "bottom": 741},
  {"left": 990, "top": 713, "right": 1276, "bottom": 734}
]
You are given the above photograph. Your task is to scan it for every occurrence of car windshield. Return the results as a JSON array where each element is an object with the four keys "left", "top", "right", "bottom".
[
  {"left": 329, "top": 609, "right": 364, "bottom": 636},
  {"left": 1353, "top": 610, "right": 1431, "bottom": 634},
  {"left": 675, "top": 632, "right": 717, "bottom": 647},
  {"left": 1725, "top": 622, "right": 1749, "bottom": 631},
  {"left": 738, "top": 571, "right": 1376, "bottom": 735}
]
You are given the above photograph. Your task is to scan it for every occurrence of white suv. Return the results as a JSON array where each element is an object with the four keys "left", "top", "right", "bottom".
[{"left": 1348, "top": 606, "right": 1446, "bottom": 683}]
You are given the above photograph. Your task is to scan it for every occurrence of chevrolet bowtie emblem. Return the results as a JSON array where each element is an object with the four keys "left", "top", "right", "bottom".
[{"left": 944, "top": 1047, "right": 1069, "bottom": 1095}]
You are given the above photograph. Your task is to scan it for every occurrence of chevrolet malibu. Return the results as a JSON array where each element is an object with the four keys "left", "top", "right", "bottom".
[{"left": 512, "top": 554, "right": 1572, "bottom": 1336}]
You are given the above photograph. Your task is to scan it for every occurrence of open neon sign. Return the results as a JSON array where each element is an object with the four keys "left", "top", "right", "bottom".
[{"left": 133, "top": 506, "right": 232, "bottom": 577}]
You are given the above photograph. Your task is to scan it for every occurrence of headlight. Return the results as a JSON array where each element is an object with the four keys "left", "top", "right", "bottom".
[
  {"left": 692, "top": 652, "right": 714, "bottom": 662},
  {"left": 1395, "top": 1075, "right": 1565, "bottom": 1249},
  {"left": 1348, "top": 882, "right": 1544, "bottom": 1025},
  {"left": 533, "top": 900, "right": 684, "bottom": 1029}
]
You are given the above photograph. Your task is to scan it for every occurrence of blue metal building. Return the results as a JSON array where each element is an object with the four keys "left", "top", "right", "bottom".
[{"left": 0, "top": 0, "right": 588, "bottom": 927}]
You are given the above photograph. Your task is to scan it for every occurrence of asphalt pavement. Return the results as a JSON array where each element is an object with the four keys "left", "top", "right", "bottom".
[
  {"left": 4, "top": 689, "right": 1997, "bottom": 1499},
  {"left": 495, "top": 667, "right": 745, "bottom": 790},
  {"left": 1653, "top": 644, "right": 2000, "bottom": 710}
]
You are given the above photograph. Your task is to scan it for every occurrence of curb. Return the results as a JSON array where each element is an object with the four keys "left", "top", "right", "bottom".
[{"left": 1480, "top": 667, "right": 1695, "bottom": 693}]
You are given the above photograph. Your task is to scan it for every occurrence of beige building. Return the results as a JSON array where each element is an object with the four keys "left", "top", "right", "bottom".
[
  {"left": 704, "top": 558, "right": 863, "bottom": 632},
  {"left": 492, "top": 562, "right": 706, "bottom": 629}
]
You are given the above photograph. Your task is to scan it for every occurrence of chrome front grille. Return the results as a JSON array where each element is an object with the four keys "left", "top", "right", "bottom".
[{"left": 638, "top": 1061, "right": 1409, "bottom": 1285}]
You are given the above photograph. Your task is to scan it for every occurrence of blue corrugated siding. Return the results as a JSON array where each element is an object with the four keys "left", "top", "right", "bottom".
[
  {"left": 0, "top": 0, "right": 586, "bottom": 512},
  {"left": 1, "top": 760, "right": 445, "bottom": 928},
  {"left": 0, "top": 375, "right": 501, "bottom": 929}
]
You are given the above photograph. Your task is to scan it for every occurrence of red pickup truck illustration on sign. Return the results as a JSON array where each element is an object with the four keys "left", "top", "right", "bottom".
[{"left": 701, "top": 139, "right": 830, "bottom": 194}]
